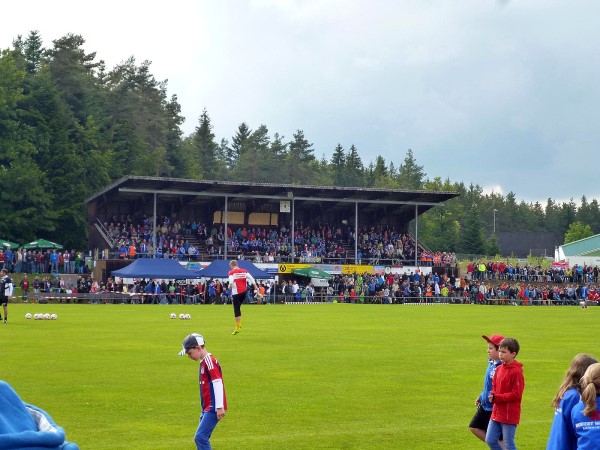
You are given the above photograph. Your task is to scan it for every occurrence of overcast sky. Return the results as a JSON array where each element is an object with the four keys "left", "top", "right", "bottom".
[{"left": 3, "top": 1, "right": 598, "bottom": 204}]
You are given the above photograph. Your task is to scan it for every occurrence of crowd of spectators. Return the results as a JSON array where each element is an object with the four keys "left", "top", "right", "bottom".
[
  {"left": 461, "top": 280, "right": 600, "bottom": 306},
  {"left": 98, "top": 214, "right": 448, "bottom": 265},
  {"left": 5, "top": 213, "right": 598, "bottom": 307},
  {"left": 311, "top": 273, "right": 599, "bottom": 306},
  {"left": 465, "top": 260, "right": 599, "bottom": 284},
  {"left": 78, "top": 276, "right": 271, "bottom": 305},
  {"left": 0, "top": 248, "right": 90, "bottom": 275}
]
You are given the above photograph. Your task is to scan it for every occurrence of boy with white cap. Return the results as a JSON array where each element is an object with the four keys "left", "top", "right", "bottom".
[{"left": 178, "top": 333, "right": 227, "bottom": 450}]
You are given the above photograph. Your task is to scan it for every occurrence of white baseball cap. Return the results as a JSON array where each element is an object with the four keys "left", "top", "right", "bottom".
[{"left": 178, "top": 333, "right": 205, "bottom": 356}]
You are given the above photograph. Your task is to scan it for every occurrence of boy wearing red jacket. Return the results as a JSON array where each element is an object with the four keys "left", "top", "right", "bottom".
[{"left": 485, "top": 337, "right": 524, "bottom": 450}]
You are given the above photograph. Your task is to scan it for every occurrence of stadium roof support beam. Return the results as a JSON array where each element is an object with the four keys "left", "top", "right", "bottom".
[{"left": 118, "top": 187, "right": 444, "bottom": 207}]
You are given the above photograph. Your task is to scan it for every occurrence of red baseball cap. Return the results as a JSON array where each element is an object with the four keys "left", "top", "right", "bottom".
[{"left": 482, "top": 334, "right": 505, "bottom": 347}]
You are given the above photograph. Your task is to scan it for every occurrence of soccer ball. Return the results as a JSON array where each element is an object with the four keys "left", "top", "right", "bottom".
[
  {"left": 170, "top": 313, "right": 176, "bottom": 319},
  {"left": 33, "top": 314, "right": 40, "bottom": 320},
  {"left": 184, "top": 314, "right": 191, "bottom": 320},
  {"left": 51, "top": 314, "right": 57, "bottom": 320},
  {"left": 179, "top": 313, "right": 185, "bottom": 320},
  {"left": 25, "top": 313, "right": 32, "bottom": 319},
  {"left": 43, "top": 313, "right": 51, "bottom": 320}
]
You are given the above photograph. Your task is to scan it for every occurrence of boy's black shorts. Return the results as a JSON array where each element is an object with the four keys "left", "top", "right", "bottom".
[{"left": 469, "top": 405, "right": 492, "bottom": 431}]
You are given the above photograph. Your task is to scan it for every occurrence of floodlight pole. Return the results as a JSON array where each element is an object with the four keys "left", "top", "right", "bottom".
[
  {"left": 224, "top": 196, "right": 228, "bottom": 260},
  {"left": 493, "top": 209, "right": 498, "bottom": 234},
  {"left": 152, "top": 193, "right": 157, "bottom": 258},
  {"left": 355, "top": 201, "right": 358, "bottom": 265},
  {"left": 291, "top": 196, "right": 295, "bottom": 263},
  {"left": 414, "top": 204, "right": 418, "bottom": 268}
]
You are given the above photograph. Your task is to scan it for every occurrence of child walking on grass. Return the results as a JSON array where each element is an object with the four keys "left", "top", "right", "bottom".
[
  {"left": 469, "top": 334, "right": 505, "bottom": 448},
  {"left": 485, "top": 337, "right": 524, "bottom": 450}
]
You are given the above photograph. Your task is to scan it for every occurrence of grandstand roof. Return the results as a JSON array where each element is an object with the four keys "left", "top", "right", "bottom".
[
  {"left": 559, "top": 234, "right": 600, "bottom": 257},
  {"left": 85, "top": 176, "right": 459, "bottom": 219}
]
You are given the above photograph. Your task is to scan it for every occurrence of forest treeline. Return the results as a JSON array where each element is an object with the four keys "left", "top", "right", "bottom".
[{"left": 1, "top": 31, "right": 598, "bottom": 251}]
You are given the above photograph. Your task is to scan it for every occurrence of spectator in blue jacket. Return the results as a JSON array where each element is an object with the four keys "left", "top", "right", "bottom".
[
  {"left": 547, "top": 353, "right": 598, "bottom": 450},
  {"left": 569, "top": 363, "right": 600, "bottom": 449}
]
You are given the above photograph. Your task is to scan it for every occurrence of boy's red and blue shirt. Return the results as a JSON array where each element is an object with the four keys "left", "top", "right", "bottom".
[{"left": 199, "top": 353, "right": 227, "bottom": 412}]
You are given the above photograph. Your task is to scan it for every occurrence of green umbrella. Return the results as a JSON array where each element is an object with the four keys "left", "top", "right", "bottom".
[
  {"left": 292, "top": 266, "right": 332, "bottom": 280},
  {"left": 0, "top": 239, "right": 20, "bottom": 249},
  {"left": 23, "top": 239, "right": 63, "bottom": 250}
]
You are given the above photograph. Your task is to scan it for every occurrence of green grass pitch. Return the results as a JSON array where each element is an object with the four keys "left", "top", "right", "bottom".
[{"left": 1, "top": 302, "right": 596, "bottom": 449}]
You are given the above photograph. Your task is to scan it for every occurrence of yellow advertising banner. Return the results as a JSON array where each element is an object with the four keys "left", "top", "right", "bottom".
[
  {"left": 342, "top": 265, "right": 375, "bottom": 274},
  {"left": 278, "top": 263, "right": 311, "bottom": 274},
  {"left": 278, "top": 263, "right": 378, "bottom": 275}
]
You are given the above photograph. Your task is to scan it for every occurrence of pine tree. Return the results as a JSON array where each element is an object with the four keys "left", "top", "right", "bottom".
[
  {"left": 268, "top": 133, "right": 288, "bottom": 183},
  {"left": 193, "top": 109, "right": 221, "bottom": 179},
  {"left": 23, "top": 31, "right": 44, "bottom": 75},
  {"left": 345, "top": 145, "right": 364, "bottom": 187},
  {"left": 228, "top": 122, "right": 251, "bottom": 170},
  {"left": 330, "top": 144, "right": 345, "bottom": 186},
  {"left": 231, "top": 125, "right": 272, "bottom": 182},
  {"left": 459, "top": 205, "right": 486, "bottom": 255},
  {"left": 397, "top": 148, "right": 425, "bottom": 190},
  {"left": 287, "top": 130, "right": 316, "bottom": 185}
]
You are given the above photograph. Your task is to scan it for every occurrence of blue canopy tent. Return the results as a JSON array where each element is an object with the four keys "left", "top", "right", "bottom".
[
  {"left": 111, "top": 258, "right": 201, "bottom": 279},
  {"left": 197, "top": 259, "right": 274, "bottom": 279}
]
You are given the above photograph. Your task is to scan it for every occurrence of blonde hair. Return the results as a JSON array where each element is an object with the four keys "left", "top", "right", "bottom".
[
  {"left": 580, "top": 363, "right": 600, "bottom": 416},
  {"left": 552, "top": 353, "right": 598, "bottom": 408}
]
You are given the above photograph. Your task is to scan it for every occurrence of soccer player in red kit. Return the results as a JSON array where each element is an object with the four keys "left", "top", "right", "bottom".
[{"left": 228, "top": 260, "right": 258, "bottom": 335}]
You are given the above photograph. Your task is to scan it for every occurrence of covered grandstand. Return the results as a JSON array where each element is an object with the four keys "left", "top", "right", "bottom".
[{"left": 84, "top": 176, "right": 459, "bottom": 266}]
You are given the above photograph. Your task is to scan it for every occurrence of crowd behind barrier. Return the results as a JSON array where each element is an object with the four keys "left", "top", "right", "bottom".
[
  {"left": 3, "top": 217, "right": 600, "bottom": 307},
  {"left": 13, "top": 263, "right": 600, "bottom": 307},
  {"left": 464, "top": 260, "right": 599, "bottom": 284},
  {"left": 0, "top": 248, "right": 91, "bottom": 275},
  {"left": 95, "top": 214, "right": 456, "bottom": 266}
]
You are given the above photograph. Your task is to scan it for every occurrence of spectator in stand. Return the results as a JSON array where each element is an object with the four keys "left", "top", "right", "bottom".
[
  {"left": 13, "top": 249, "right": 23, "bottom": 274},
  {"left": 62, "top": 250, "right": 70, "bottom": 274},
  {"left": 20, "top": 274, "right": 29, "bottom": 302},
  {"left": 3, "top": 247, "right": 12, "bottom": 273},
  {"left": 34, "top": 251, "right": 42, "bottom": 274},
  {"left": 50, "top": 249, "right": 59, "bottom": 274},
  {"left": 128, "top": 243, "right": 136, "bottom": 259}
]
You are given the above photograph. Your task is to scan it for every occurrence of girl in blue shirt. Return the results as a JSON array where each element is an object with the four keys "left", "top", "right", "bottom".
[
  {"left": 570, "top": 362, "right": 600, "bottom": 449},
  {"left": 547, "top": 353, "right": 597, "bottom": 450}
]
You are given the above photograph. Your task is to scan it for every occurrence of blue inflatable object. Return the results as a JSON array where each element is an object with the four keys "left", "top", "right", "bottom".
[{"left": 0, "top": 381, "right": 79, "bottom": 449}]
